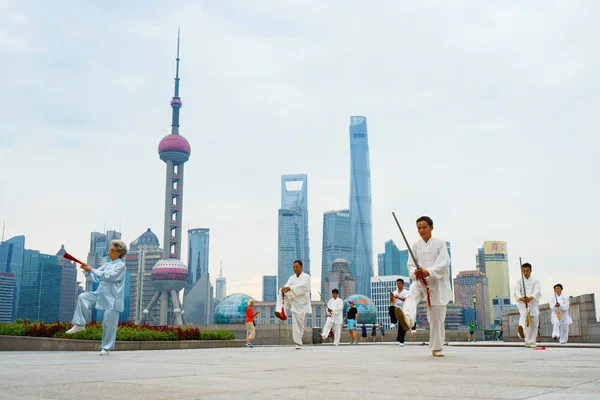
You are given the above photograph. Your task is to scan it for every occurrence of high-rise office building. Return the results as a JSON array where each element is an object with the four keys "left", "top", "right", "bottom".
[
  {"left": 482, "top": 241, "right": 509, "bottom": 325},
  {"left": 377, "top": 253, "right": 385, "bottom": 276},
  {"left": 0, "top": 272, "right": 15, "bottom": 322},
  {"left": 320, "top": 209, "right": 353, "bottom": 295},
  {"left": 453, "top": 270, "right": 490, "bottom": 328},
  {"left": 186, "top": 228, "right": 210, "bottom": 295},
  {"left": 183, "top": 271, "right": 211, "bottom": 324},
  {"left": 215, "top": 262, "right": 226, "bottom": 302},
  {"left": 19, "top": 253, "right": 62, "bottom": 322},
  {"left": 56, "top": 245, "right": 78, "bottom": 322},
  {"left": 277, "top": 174, "right": 310, "bottom": 289},
  {"left": 382, "top": 240, "right": 409, "bottom": 277},
  {"left": 476, "top": 247, "right": 486, "bottom": 274},
  {"left": 126, "top": 228, "right": 162, "bottom": 324},
  {"left": 349, "top": 116, "right": 373, "bottom": 296},
  {"left": 0, "top": 235, "right": 25, "bottom": 319},
  {"left": 324, "top": 258, "right": 356, "bottom": 300},
  {"left": 262, "top": 275, "right": 277, "bottom": 302}
]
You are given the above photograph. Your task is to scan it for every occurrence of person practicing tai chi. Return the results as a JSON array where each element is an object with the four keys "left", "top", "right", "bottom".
[
  {"left": 66, "top": 240, "right": 128, "bottom": 356},
  {"left": 390, "top": 278, "right": 409, "bottom": 346},
  {"left": 392, "top": 215, "right": 451, "bottom": 357},
  {"left": 275, "top": 260, "right": 311, "bottom": 349},
  {"left": 513, "top": 261, "right": 542, "bottom": 348},
  {"left": 319, "top": 288, "right": 344, "bottom": 346},
  {"left": 550, "top": 284, "right": 572, "bottom": 344}
]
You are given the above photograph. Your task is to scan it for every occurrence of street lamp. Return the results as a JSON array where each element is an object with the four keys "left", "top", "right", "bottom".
[{"left": 472, "top": 295, "right": 477, "bottom": 326}]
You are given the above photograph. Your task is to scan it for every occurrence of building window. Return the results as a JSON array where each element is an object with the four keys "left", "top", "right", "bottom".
[
  {"left": 503, "top": 298, "right": 510, "bottom": 305},
  {"left": 493, "top": 299, "right": 499, "bottom": 305},
  {"left": 269, "top": 307, "right": 274, "bottom": 324}
]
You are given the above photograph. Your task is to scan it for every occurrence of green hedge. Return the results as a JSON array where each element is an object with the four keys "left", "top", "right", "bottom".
[{"left": 0, "top": 319, "right": 235, "bottom": 341}]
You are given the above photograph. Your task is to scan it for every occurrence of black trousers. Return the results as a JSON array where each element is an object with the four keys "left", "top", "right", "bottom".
[{"left": 389, "top": 305, "right": 405, "bottom": 343}]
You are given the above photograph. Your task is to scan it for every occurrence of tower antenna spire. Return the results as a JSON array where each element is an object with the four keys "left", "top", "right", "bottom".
[{"left": 170, "top": 27, "right": 182, "bottom": 135}]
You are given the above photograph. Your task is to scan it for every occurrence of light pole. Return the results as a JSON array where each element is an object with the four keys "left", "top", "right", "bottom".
[{"left": 472, "top": 295, "right": 477, "bottom": 327}]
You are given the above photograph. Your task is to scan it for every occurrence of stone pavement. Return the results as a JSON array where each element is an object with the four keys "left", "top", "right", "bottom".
[{"left": 1, "top": 342, "right": 599, "bottom": 400}]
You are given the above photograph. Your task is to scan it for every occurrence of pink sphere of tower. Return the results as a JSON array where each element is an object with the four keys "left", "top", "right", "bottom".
[
  {"left": 158, "top": 134, "right": 191, "bottom": 163},
  {"left": 151, "top": 259, "right": 188, "bottom": 292}
]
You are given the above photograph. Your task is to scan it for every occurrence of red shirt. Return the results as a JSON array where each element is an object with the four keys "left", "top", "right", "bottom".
[{"left": 245, "top": 306, "right": 255, "bottom": 323}]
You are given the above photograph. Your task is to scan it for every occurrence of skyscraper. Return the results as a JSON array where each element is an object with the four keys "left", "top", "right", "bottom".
[
  {"left": 0, "top": 235, "right": 25, "bottom": 319},
  {"left": 277, "top": 174, "right": 310, "bottom": 289},
  {"left": 476, "top": 247, "right": 486, "bottom": 274},
  {"left": 382, "top": 240, "right": 409, "bottom": 277},
  {"left": 19, "top": 253, "right": 62, "bottom": 322},
  {"left": 349, "top": 116, "right": 373, "bottom": 296},
  {"left": 0, "top": 272, "right": 14, "bottom": 322},
  {"left": 377, "top": 253, "right": 385, "bottom": 276},
  {"left": 324, "top": 258, "right": 356, "bottom": 300},
  {"left": 320, "top": 209, "right": 353, "bottom": 295},
  {"left": 139, "top": 30, "right": 190, "bottom": 326},
  {"left": 215, "top": 261, "right": 226, "bottom": 302},
  {"left": 262, "top": 275, "right": 277, "bottom": 302},
  {"left": 56, "top": 245, "right": 78, "bottom": 322},
  {"left": 453, "top": 270, "right": 490, "bottom": 328},
  {"left": 126, "top": 229, "right": 162, "bottom": 323},
  {"left": 482, "top": 241, "right": 509, "bottom": 325},
  {"left": 186, "top": 228, "right": 210, "bottom": 295}
]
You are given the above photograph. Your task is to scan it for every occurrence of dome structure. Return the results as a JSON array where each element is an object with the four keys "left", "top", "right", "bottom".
[
  {"left": 151, "top": 258, "right": 188, "bottom": 291},
  {"left": 214, "top": 293, "right": 253, "bottom": 324},
  {"left": 158, "top": 134, "right": 191, "bottom": 163},
  {"left": 344, "top": 294, "right": 377, "bottom": 324},
  {"left": 138, "top": 228, "right": 159, "bottom": 245}
]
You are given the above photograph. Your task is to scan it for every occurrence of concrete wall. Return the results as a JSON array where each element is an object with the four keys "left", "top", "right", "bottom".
[
  {"left": 0, "top": 335, "right": 244, "bottom": 351},
  {"left": 503, "top": 293, "right": 600, "bottom": 343}
]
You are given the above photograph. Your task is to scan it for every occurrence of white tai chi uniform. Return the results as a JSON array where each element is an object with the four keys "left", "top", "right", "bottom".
[
  {"left": 320, "top": 297, "right": 344, "bottom": 345},
  {"left": 276, "top": 272, "right": 311, "bottom": 346},
  {"left": 72, "top": 258, "right": 126, "bottom": 351},
  {"left": 550, "top": 293, "right": 572, "bottom": 344},
  {"left": 403, "top": 237, "right": 451, "bottom": 353},
  {"left": 512, "top": 277, "right": 542, "bottom": 347}
]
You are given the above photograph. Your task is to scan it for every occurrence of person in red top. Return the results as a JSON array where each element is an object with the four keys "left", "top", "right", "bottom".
[{"left": 245, "top": 299, "right": 260, "bottom": 348}]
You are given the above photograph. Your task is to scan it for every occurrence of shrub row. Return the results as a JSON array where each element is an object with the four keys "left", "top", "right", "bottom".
[{"left": 0, "top": 319, "right": 235, "bottom": 341}]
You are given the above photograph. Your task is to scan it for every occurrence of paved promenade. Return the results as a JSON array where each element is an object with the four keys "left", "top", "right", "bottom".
[{"left": 1, "top": 342, "right": 599, "bottom": 399}]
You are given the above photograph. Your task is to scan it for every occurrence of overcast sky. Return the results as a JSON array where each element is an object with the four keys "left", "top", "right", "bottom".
[{"left": 1, "top": 1, "right": 598, "bottom": 317}]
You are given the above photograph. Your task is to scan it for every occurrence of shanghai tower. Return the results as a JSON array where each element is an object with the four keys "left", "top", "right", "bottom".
[{"left": 349, "top": 116, "right": 373, "bottom": 296}]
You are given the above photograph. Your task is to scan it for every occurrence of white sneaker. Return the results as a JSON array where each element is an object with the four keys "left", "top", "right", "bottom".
[
  {"left": 99, "top": 349, "right": 109, "bottom": 356},
  {"left": 295, "top": 345, "right": 301, "bottom": 350},
  {"left": 432, "top": 350, "right": 445, "bottom": 357},
  {"left": 66, "top": 325, "right": 85, "bottom": 334},
  {"left": 399, "top": 343, "right": 404, "bottom": 347}
]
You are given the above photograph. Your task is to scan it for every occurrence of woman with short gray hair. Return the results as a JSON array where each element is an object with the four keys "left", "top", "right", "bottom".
[{"left": 66, "top": 239, "right": 128, "bottom": 355}]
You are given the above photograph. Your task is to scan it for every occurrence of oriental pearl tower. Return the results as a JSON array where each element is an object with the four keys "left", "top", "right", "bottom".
[{"left": 138, "top": 30, "right": 190, "bottom": 326}]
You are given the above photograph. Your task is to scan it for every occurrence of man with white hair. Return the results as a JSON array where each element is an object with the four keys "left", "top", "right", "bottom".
[{"left": 66, "top": 240, "right": 128, "bottom": 356}]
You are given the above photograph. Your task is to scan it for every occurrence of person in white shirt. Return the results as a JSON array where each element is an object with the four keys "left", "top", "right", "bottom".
[
  {"left": 550, "top": 283, "right": 572, "bottom": 344},
  {"left": 512, "top": 262, "right": 542, "bottom": 348},
  {"left": 390, "top": 278, "right": 409, "bottom": 346},
  {"left": 396, "top": 216, "right": 451, "bottom": 357},
  {"left": 320, "top": 288, "right": 344, "bottom": 346},
  {"left": 275, "top": 260, "right": 311, "bottom": 349}
]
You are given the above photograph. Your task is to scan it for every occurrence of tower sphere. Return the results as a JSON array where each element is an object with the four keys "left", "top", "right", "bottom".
[
  {"left": 151, "top": 258, "right": 188, "bottom": 291},
  {"left": 158, "top": 134, "right": 191, "bottom": 163}
]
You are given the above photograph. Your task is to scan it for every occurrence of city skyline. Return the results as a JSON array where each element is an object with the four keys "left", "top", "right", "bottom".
[{"left": 1, "top": 2, "right": 599, "bottom": 317}]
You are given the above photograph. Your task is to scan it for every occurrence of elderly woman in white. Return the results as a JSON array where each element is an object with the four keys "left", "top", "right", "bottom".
[{"left": 66, "top": 240, "right": 128, "bottom": 355}]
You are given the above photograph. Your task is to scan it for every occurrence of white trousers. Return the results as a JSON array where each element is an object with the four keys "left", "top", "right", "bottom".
[
  {"left": 321, "top": 317, "right": 342, "bottom": 345},
  {"left": 72, "top": 292, "right": 120, "bottom": 351},
  {"left": 292, "top": 312, "right": 306, "bottom": 345},
  {"left": 518, "top": 312, "right": 539, "bottom": 345},
  {"left": 552, "top": 323, "right": 569, "bottom": 344},
  {"left": 404, "top": 286, "right": 446, "bottom": 352}
]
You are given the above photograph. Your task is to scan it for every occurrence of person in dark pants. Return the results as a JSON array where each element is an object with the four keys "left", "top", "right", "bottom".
[{"left": 390, "top": 278, "right": 409, "bottom": 346}]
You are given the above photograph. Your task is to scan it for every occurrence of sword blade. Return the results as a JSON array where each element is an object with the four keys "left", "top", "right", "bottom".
[{"left": 392, "top": 212, "right": 420, "bottom": 269}]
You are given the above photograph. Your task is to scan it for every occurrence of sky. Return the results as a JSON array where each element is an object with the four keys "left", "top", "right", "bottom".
[{"left": 1, "top": 1, "right": 599, "bottom": 318}]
